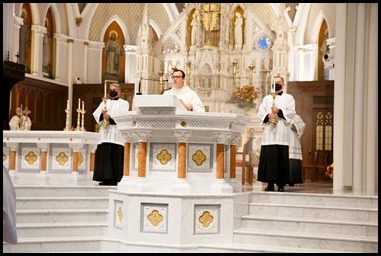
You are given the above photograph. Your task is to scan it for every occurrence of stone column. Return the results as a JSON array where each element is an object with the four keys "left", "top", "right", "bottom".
[
  {"left": 6, "top": 143, "right": 18, "bottom": 173},
  {"left": 229, "top": 134, "right": 241, "bottom": 179},
  {"left": 30, "top": 24, "right": 45, "bottom": 76},
  {"left": 173, "top": 131, "right": 192, "bottom": 193},
  {"left": 89, "top": 144, "right": 97, "bottom": 172},
  {"left": 210, "top": 132, "right": 233, "bottom": 194},
  {"left": 37, "top": 143, "right": 49, "bottom": 174},
  {"left": 119, "top": 131, "right": 135, "bottom": 189},
  {"left": 135, "top": 131, "right": 151, "bottom": 178},
  {"left": 69, "top": 144, "right": 82, "bottom": 174}
]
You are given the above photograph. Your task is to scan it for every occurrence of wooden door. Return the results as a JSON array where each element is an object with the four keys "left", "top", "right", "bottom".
[{"left": 287, "top": 81, "right": 334, "bottom": 181}]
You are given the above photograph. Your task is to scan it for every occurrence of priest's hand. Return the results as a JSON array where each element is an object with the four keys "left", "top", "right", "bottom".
[{"left": 102, "top": 111, "right": 110, "bottom": 120}]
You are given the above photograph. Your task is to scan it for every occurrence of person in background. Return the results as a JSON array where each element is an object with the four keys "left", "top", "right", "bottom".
[
  {"left": 3, "top": 165, "right": 18, "bottom": 244},
  {"left": 92, "top": 83, "right": 129, "bottom": 186},
  {"left": 257, "top": 75, "right": 296, "bottom": 192},
  {"left": 288, "top": 114, "right": 306, "bottom": 186},
  {"left": 9, "top": 107, "right": 32, "bottom": 131},
  {"left": 162, "top": 69, "right": 205, "bottom": 112}
]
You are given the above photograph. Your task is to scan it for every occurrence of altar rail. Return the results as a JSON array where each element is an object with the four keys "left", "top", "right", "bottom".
[{"left": 3, "top": 131, "right": 99, "bottom": 183}]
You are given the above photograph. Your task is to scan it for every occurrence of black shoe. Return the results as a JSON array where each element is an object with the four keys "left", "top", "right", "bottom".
[
  {"left": 99, "top": 181, "right": 117, "bottom": 186},
  {"left": 289, "top": 183, "right": 294, "bottom": 187},
  {"left": 278, "top": 186, "right": 285, "bottom": 192},
  {"left": 265, "top": 185, "right": 275, "bottom": 191}
]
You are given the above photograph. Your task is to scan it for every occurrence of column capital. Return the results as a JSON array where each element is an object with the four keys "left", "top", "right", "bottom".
[
  {"left": 133, "top": 130, "right": 152, "bottom": 142},
  {"left": 69, "top": 143, "right": 83, "bottom": 151},
  {"left": 174, "top": 131, "right": 192, "bottom": 142},
  {"left": 36, "top": 143, "right": 49, "bottom": 151},
  {"left": 213, "top": 132, "right": 232, "bottom": 144},
  {"left": 6, "top": 143, "right": 19, "bottom": 151}
]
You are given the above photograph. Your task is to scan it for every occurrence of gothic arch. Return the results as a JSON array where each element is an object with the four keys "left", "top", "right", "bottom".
[
  {"left": 311, "top": 11, "right": 330, "bottom": 44},
  {"left": 149, "top": 19, "right": 162, "bottom": 40},
  {"left": 100, "top": 15, "right": 129, "bottom": 44}
]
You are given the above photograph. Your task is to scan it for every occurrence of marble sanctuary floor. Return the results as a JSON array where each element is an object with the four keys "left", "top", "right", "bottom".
[{"left": 5, "top": 175, "right": 377, "bottom": 253}]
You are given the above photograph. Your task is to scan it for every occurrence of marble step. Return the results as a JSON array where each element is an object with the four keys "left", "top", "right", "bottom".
[
  {"left": 248, "top": 202, "right": 378, "bottom": 222},
  {"left": 196, "top": 243, "right": 351, "bottom": 253},
  {"left": 16, "top": 222, "right": 108, "bottom": 238},
  {"left": 241, "top": 215, "right": 378, "bottom": 237},
  {"left": 14, "top": 185, "right": 113, "bottom": 198},
  {"left": 100, "top": 239, "right": 350, "bottom": 253},
  {"left": 16, "top": 196, "right": 109, "bottom": 209},
  {"left": 3, "top": 236, "right": 103, "bottom": 253},
  {"left": 16, "top": 209, "right": 108, "bottom": 223},
  {"left": 233, "top": 228, "right": 378, "bottom": 253},
  {"left": 250, "top": 191, "right": 378, "bottom": 209}
]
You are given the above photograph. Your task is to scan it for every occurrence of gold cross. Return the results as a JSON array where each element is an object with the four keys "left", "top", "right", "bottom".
[
  {"left": 23, "top": 106, "right": 31, "bottom": 117},
  {"left": 198, "top": 3, "right": 221, "bottom": 46}
]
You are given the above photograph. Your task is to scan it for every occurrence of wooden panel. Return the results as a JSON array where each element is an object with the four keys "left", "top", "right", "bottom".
[
  {"left": 10, "top": 77, "right": 67, "bottom": 130},
  {"left": 73, "top": 83, "right": 134, "bottom": 132},
  {"left": 287, "top": 80, "right": 334, "bottom": 177}
]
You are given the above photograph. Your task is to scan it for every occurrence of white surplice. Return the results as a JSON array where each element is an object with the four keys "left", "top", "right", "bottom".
[{"left": 163, "top": 85, "right": 205, "bottom": 112}]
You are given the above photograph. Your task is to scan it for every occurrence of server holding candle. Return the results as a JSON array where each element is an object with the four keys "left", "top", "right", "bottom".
[
  {"left": 257, "top": 75, "right": 296, "bottom": 192},
  {"left": 92, "top": 82, "right": 129, "bottom": 186}
]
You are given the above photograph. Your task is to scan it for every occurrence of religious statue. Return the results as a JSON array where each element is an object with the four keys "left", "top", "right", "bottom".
[{"left": 234, "top": 12, "right": 243, "bottom": 49}]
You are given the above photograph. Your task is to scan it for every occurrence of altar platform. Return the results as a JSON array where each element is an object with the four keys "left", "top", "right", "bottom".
[{"left": 3, "top": 95, "right": 253, "bottom": 249}]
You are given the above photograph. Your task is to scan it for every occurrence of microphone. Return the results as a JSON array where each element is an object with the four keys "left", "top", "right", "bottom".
[
  {"left": 141, "top": 77, "right": 168, "bottom": 82},
  {"left": 136, "top": 77, "right": 168, "bottom": 95}
]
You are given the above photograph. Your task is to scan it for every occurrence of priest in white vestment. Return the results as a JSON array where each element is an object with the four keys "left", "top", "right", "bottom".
[
  {"left": 257, "top": 76, "right": 295, "bottom": 192},
  {"left": 163, "top": 69, "right": 205, "bottom": 113},
  {"left": 9, "top": 107, "right": 32, "bottom": 131},
  {"left": 92, "top": 83, "right": 130, "bottom": 185}
]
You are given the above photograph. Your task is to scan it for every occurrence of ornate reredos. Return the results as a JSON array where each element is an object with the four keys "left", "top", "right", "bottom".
[{"left": 152, "top": 4, "right": 274, "bottom": 98}]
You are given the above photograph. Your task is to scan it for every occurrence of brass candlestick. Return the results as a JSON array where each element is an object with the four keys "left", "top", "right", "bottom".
[
  {"left": 248, "top": 63, "right": 255, "bottom": 85},
  {"left": 186, "top": 61, "right": 191, "bottom": 86},
  {"left": 80, "top": 108, "right": 86, "bottom": 131},
  {"left": 100, "top": 97, "right": 109, "bottom": 127},
  {"left": 64, "top": 109, "right": 71, "bottom": 131},
  {"left": 269, "top": 92, "right": 278, "bottom": 124},
  {"left": 75, "top": 107, "right": 81, "bottom": 131},
  {"left": 158, "top": 70, "right": 164, "bottom": 92}
]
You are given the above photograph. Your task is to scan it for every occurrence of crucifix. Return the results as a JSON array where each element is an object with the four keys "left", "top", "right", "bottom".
[
  {"left": 199, "top": 3, "right": 221, "bottom": 47},
  {"left": 22, "top": 106, "right": 31, "bottom": 131}
]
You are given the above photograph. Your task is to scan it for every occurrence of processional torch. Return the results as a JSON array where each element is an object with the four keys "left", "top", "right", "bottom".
[
  {"left": 101, "top": 80, "right": 109, "bottom": 127},
  {"left": 269, "top": 78, "right": 278, "bottom": 124}
]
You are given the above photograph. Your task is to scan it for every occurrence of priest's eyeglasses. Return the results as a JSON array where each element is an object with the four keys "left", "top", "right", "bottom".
[{"left": 171, "top": 76, "right": 183, "bottom": 79}]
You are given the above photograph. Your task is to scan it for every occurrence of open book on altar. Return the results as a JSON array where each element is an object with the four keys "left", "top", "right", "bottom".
[{"left": 133, "top": 94, "right": 188, "bottom": 114}]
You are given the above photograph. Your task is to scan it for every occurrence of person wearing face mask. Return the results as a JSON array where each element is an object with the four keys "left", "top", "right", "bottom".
[
  {"left": 257, "top": 75, "right": 296, "bottom": 192},
  {"left": 9, "top": 107, "right": 32, "bottom": 131},
  {"left": 162, "top": 69, "right": 205, "bottom": 112},
  {"left": 92, "top": 83, "right": 129, "bottom": 186}
]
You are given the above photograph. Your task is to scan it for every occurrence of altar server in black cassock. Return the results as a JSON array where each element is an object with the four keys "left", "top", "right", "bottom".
[
  {"left": 257, "top": 75, "right": 295, "bottom": 192},
  {"left": 92, "top": 83, "right": 129, "bottom": 186}
]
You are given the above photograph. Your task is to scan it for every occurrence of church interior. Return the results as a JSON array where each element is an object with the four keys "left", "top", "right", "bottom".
[{"left": 3, "top": 3, "right": 378, "bottom": 253}]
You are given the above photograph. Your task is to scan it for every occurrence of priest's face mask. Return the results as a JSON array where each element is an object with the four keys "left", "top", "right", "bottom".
[
  {"left": 274, "top": 77, "right": 284, "bottom": 91},
  {"left": 109, "top": 85, "right": 119, "bottom": 98}
]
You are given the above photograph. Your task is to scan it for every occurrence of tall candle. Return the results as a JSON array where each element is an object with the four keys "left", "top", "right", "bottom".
[
  {"left": 78, "top": 98, "right": 81, "bottom": 110},
  {"left": 66, "top": 100, "right": 69, "bottom": 110},
  {"left": 104, "top": 81, "right": 107, "bottom": 98},
  {"left": 82, "top": 101, "right": 84, "bottom": 111}
]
